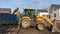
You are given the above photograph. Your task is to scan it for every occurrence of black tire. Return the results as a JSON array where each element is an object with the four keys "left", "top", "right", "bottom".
[
  {"left": 37, "top": 23, "right": 45, "bottom": 31},
  {"left": 21, "top": 18, "right": 30, "bottom": 28},
  {"left": 30, "top": 20, "right": 36, "bottom": 27},
  {"left": 46, "top": 25, "right": 53, "bottom": 32}
]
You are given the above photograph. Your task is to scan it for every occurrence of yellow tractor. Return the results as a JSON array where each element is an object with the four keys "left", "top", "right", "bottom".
[{"left": 13, "top": 8, "right": 57, "bottom": 32}]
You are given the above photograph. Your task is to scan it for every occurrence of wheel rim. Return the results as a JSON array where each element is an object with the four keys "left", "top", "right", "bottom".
[
  {"left": 37, "top": 24, "right": 45, "bottom": 31},
  {"left": 21, "top": 19, "right": 30, "bottom": 28}
]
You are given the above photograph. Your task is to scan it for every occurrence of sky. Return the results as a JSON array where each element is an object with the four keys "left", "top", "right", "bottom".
[{"left": 0, "top": 0, "right": 60, "bottom": 13}]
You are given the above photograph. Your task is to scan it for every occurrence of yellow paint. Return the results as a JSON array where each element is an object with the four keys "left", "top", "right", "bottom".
[
  {"left": 22, "top": 16, "right": 31, "bottom": 21},
  {"left": 36, "top": 16, "right": 57, "bottom": 26},
  {"left": 13, "top": 8, "right": 57, "bottom": 27}
]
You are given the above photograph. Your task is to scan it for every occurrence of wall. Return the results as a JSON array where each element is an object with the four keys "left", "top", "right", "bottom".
[
  {"left": 48, "top": 6, "right": 54, "bottom": 20},
  {"left": 38, "top": 12, "right": 48, "bottom": 16},
  {"left": 48, "top": 6, "right": 60, "bottom": 20}
]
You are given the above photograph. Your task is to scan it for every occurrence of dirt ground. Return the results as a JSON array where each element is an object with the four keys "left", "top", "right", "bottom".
[{"left": 0, "top": 23, "right": 60, "bottom": 34}]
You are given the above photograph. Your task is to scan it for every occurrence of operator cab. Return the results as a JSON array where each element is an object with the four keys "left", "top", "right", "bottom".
[{"left": 23, "top": 8, "right": 35, "bottom": 19}]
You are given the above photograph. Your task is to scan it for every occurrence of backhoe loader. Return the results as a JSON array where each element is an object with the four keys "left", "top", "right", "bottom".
[{"left": 13, "top": 8, "right": 58, "bottom": 32}]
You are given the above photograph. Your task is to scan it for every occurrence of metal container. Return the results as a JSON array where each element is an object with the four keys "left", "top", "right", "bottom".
[{"left": 0, "top": 13, "right": 18, "bottom": 25}]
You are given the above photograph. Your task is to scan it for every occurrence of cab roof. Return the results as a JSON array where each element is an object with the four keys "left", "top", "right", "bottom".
[{"left": 24, "top": 8, "right": 35, "bottom": 10}]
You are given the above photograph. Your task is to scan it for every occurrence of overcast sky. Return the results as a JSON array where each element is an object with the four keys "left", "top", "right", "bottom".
[{"left": 0, "top": 0, "right": 60, "bottom": 13}]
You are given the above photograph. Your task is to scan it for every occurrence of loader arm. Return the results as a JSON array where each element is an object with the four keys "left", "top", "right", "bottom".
[
  {"left": 13, "top": 7, "right": 19, "bottom": 14},
  {"left": 13, "top": 8, "right": 21, "bottom": 20},
  {"left": 15, "top": 11, "right": 21, "bottom": 20},
  {"left": 36, "top": 16, "right": 57, "bottom": 26}
]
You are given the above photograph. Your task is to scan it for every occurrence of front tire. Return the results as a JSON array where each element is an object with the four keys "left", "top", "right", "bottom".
[{"left": 37, "top": 23, "right": 45, "bottom": 31}]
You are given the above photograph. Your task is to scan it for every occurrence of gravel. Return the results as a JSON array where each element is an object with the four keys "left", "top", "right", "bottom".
[{"left": 0, "top": 23, "right": 60, "bottom": 34}]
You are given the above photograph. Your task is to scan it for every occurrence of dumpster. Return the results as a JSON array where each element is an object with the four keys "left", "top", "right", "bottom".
[{"left": 0, "top": 13, "right": 18, "bottom": 25}]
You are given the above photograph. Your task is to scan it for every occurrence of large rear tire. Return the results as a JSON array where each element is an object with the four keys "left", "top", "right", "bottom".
[
  {"left": 37, "top": 23, "right": 45, "bottom": 31},
  {"left": 21, "top": 18, "right": 30, "bottom": 28}
]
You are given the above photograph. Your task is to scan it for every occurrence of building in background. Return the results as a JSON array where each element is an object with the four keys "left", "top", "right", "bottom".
[
  {"left": 48, "top": 4, "right": 60, "bottom": 20},
  {"left": 0, "top": 8, "right": 11, "bottom": 14},
  {"left": 36, "top": 9, "right": 48, "bottom": 17}
]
